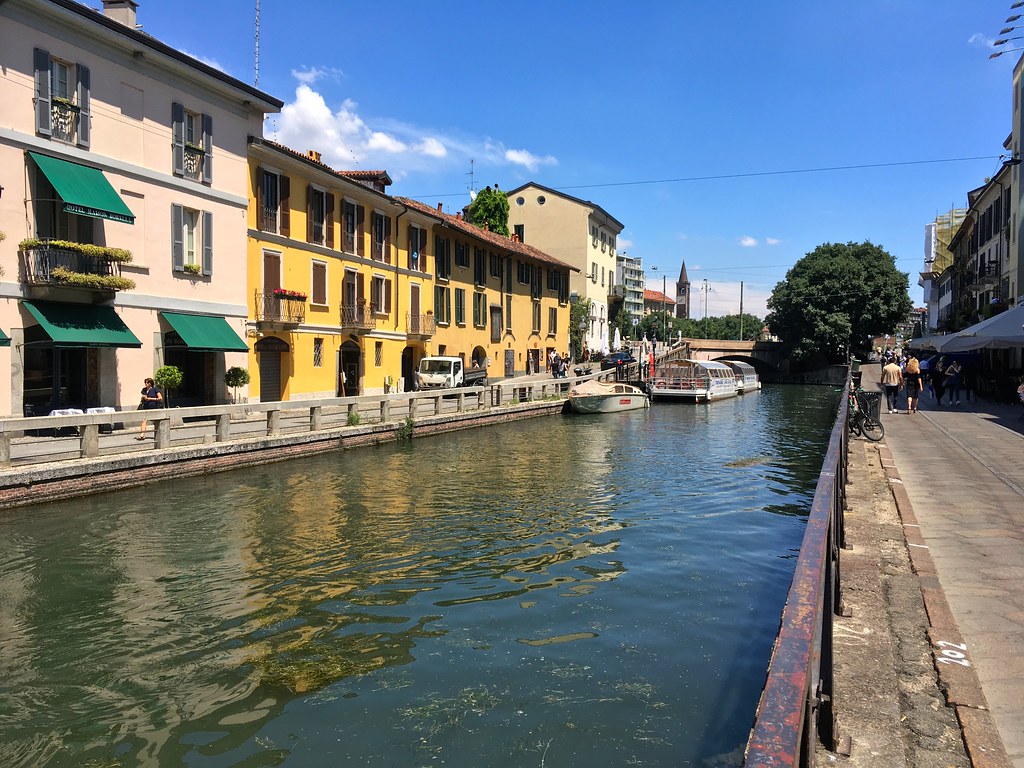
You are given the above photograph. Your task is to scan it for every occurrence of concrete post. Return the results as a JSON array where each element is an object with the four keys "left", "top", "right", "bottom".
[
  {"left": 155, "top": 418, "right": 170, "bottom": 449},
  {"left": 216, "top": 414, "right": 230, "bottom": 442},
  {"left": 310, "top": 406, "right": 322, "bottom": 431},
  {"left": 81, "top": 424, "right": 99, "bottom": 457},
  {"left": 380, "top": 399, "right": 390, "bottom": 422},
  {"left": 267, "top": 409, "right": 280, "bottom": 436}
]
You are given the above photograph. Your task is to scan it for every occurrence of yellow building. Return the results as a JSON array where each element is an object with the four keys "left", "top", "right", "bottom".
[
  {"left": 397, "top": 198, "right": 575, "bottom": 377},
  {"left": 246, "top": 139, "right": 575, "bottom": 400},
  {"left": 247, "top": 140, "right": 436, "bottom": 399}
]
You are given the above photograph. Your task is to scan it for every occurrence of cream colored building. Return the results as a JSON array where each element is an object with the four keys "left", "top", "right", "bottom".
[
  {"left": 506, "top": 183, "right": 623, "bottom": 356},
  {"left": 0, "top": 0, "right": 281, "bottom": 416}
]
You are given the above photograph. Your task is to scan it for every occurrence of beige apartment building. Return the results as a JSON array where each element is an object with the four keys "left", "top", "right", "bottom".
[
  {"left": 506, "top": 183, "right": 623, "bottom": 357},
  {"left": 0, "top": 0, "right": 281, "bottom": 417}
]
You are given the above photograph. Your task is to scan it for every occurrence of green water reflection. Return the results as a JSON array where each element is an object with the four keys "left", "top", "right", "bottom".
[{"left": 0, "top": 384, "right": 839, "bottom": 767}]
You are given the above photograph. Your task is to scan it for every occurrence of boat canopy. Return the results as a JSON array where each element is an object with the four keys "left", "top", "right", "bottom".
[{"left": 721, "top": 360, "right": 756, "bottom": 376}]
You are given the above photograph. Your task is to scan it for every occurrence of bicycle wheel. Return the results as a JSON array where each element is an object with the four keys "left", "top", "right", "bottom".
[
  {"left": 848, "top": 415, "right": 862, "bottom": 437},
  {"left": 860, "top": 415, "right": 885, "bottom": 442}
]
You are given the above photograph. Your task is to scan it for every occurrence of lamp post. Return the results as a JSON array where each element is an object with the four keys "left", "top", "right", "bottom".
[
  {"left": 651, "top": 265, "right": 667, "bottom": 348},
  {"left": 701, "top": 279, "right": 711, "bottom": 338}
]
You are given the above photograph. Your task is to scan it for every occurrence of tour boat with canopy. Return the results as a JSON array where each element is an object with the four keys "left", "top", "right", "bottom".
[
  {"left": 721, "top": 360, "right": 761, "bottom": 393},
  {"left": 649, "top": 359, "right": 739, "bottom": 402}
]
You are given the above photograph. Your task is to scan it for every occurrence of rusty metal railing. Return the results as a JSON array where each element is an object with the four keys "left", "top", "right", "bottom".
[{"left": 744, "top": 380, "right": 850, "bottom": 767}]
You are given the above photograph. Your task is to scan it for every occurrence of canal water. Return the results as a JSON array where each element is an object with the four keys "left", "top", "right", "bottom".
[{"left": 0, "top": 384, "right": 840, "bottom": 768}]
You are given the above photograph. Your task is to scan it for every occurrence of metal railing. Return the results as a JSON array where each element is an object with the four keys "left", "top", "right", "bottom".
[
  {"left": 406, "top": 313, "right": 437, "bottom": 336},
  {"left": 744, "top": 380, "right": 849, "bottom": 767},
  {"left": 254, "top": 292, "right": 306, "bottom": 323},
  {"left": 340, "top": 303, "right": 376, "bottom": 330},
  {"left": 20, "top": 242, "right": 121, "bottom": 284}
]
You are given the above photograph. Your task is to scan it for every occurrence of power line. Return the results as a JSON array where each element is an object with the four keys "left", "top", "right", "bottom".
[{"left": 409, "top": 155, "right": 1000, "bottom": 199}]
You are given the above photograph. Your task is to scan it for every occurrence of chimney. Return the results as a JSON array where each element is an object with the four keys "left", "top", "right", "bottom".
[
  {"left": 437, "top": 202, "right": 443, "bottom": 212},
  {"left": 511, "top": 233, "right": 520, "bottom": 242},
  {"left": 102, "top": 0, "right": 139, "bottom": 28},
  {"left": 306, "top": 149, "right": 322, "bottom": 163}
]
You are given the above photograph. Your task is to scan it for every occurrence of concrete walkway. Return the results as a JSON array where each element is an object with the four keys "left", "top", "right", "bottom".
[{"left": 863, "top": 364, "right": 1024, "bottom": 767}]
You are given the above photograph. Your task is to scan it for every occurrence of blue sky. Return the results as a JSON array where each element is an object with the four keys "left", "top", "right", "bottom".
[{"left": 133, "top": 1, "right": 1016, "bottom": 319}]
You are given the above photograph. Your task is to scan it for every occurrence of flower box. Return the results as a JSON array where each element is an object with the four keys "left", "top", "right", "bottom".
[{"left": 273, "top": 288, "right": 307, "bottom": 302}]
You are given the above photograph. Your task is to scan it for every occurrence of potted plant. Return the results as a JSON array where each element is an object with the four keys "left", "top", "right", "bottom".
[
  {"left": 273, "top": 288, "right": 308, "bottom": 301},
  {"left": 183, "top": 263, "right": 202, "bottom": 276},
  {"left": 153, "top": 364, "right": 184, "bottom": 408},
  {"left": 225, "top": 366, "right": 250, "bottom": 403}
]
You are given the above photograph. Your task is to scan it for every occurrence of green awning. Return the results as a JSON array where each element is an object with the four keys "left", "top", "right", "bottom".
[
  {"left": 23, "top": 301, "right": 142, "bottom": 348},
  {"left": 0, "top": 328, "right": 10, "bottom": 347},
  {"left": 160, "top": 312, "right": 249, "bottom": 352},
  {"left": 29, "top": 152, "right": 135, "bottom": 224}
]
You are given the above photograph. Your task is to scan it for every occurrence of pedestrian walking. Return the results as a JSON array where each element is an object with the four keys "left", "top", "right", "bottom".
[
  {"left": 904, "top": 355, "right": 922, "bottom": 414},
  {"left": 881, "top": 357, "right": 904, "bottom": 413},
  {"left": 944, "top": 360, "right": 962, "bottom": 405},
  {"left": 931, "top": 357, "right": 947, "bottom": 405}
]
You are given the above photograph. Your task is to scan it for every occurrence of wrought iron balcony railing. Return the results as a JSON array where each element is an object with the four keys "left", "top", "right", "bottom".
[
  {"left": 340, "top": 303, "right": 376, "bottom": 331},
  {"left": 19, "top": 242, "right": 122, "bottom": 287},
  {"left": 254, "top": 291, "right": 306, "bottom": 324},
  {"left": 406, "top": 313, "right": 437, "bottom": 336}
]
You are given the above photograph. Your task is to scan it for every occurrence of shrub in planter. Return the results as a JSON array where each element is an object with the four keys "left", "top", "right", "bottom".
[
  {"left": 154, "top": 365, "right": 184, "bottom": 407},
  {"left": 225, "top": 366, "right": 250, "bottom": 403}
]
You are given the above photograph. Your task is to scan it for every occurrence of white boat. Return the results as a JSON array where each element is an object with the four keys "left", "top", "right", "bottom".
[
  {"left": 567, "top": 379, "right": 651, "bottom": 413},
  {"left": 649, "top": 359, "right": 739, "bottom": 402},
  {"left": 721, "top": 360, "right": 761, "bottom": 393}
]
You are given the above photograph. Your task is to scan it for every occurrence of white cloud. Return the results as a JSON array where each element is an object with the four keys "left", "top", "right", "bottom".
[
  {"left": 766, "top": 237, "right": 781, "bottom": 245},
  {"left": 968, "top": 32, "right": 995, "bottom": 48},
  {"left": 504, "top": 148, "right": 558, "bottom": 172},
  {"left": 367, "top": 131, "right": 407, "bottom": 153},
  {"left": 740, "top": 236, "right": 758, "bottom": 247},
  {"left": 617, "top": 237, "right": 634, "bottom": 251},
  {"left": 416, "top": 137, "right": 448, "bottom": 158}
]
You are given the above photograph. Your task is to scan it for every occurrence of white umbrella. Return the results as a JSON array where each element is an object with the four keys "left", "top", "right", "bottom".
[
  {"left": 612, "top": 327, "right": 621, "bottom": 352},
  {"left": 933, "top": 304, "right": 1024, "bottom": 353}
]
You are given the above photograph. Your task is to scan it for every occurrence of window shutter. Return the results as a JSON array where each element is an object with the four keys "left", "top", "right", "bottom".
[
  {"left": 201, "top": 113, "right": 213, "bottom": 184},
  {"left": 419, "top": 228, "right": 427, "bottom": 271},
  {"left": 326, "top": 193, "right": 335, "bottom": 249},
  {"left": 171, "top": 102, "right": 184, "bottom": 176},
  {"left": 384, "top": 215, "right": 392, "bottom": 264},
  {"left": 34, "top": 48, "right": 51, "bottom": 136},
  {"left": 356, "top": 206, "right": 365, "bottom": 256},
  {"left": 306, "top": 185, "right": 314, "bottom": 243},
  {"left": 385, "top": 279, "right": 392, "bottom": 314},
  {"left": 76, "top": 65, "right": 90, "bottom": 148},
  {"left": 171, "top": 204, "right": 184, "bottom": 271},
  {"left": 202, "top": 210, "right": 213, "bottom": 275},
  {"left": 279, "top": 175, "right": 290, "bottom": 236},
  {"left": 357, "top": 273, "right": 365, "bottom": 305},
  {"left": 408, "top": 224, "right": 417, "bottom": 269},
  {"left": 256, "top": 168, "right": 266, "bottom": 231}
]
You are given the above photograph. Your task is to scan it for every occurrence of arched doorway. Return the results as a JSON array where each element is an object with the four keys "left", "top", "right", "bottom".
[
  {"left": 471, "top": 346, "right": 488, "bottom": 369},
  {"left": 340, "top": 340, "right": 361, "bottom": 396},
  {"left": 255, "top": 336, "right": 289, "bottom": 402},
  {"left": 401, "top": 346, "right": 416, "bottom": 392}
]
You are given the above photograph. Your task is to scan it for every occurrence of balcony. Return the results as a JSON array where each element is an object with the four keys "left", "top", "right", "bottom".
[
  {"left": 967, "top": 261, "right": 1000, "bottom": 291},
  {"left": 18, "top": 239, "right": 134, "bottom": 299},
  {"left": 340, "top": 303, "right": 376, "bottom": 332},
  {"left": 254, "top": 291, "right": 306, "bottom": 325},
  {"left": 406, "top": 312, "right": 437, "bottom": 338}
]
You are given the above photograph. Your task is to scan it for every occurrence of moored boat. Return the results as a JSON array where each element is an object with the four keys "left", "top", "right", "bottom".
[
  {"left": 721, "top": 360, "right": 761, "bottom": 393},
  {"left": 567, "top": 379, "right": 651, "bottom": 413},
  {"left": 649, "top": 360, "right": 739, "bottom": 403}
]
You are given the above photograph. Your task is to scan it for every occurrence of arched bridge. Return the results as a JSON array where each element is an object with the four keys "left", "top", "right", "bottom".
[{"left": 682, "top": 339, "right": 788, "bottom": 379}]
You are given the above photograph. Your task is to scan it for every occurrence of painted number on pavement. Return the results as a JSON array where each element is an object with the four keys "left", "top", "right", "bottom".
[{"left": 935, "top": 640, "right": 971, "bottom": 667}]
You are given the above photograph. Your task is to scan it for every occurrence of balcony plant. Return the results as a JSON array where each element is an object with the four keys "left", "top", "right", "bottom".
[
  {"left": 273, "top": 288, "right": 307, "bottom": 301},
  {"left": 49, "top": 266, "right": 136, "bottom": 291},
  {"left": 19, "top": 238, "right": 133, "bottom": 263},
  {"left": 182, "top": 263, "right": 202, "bottom": 276}
]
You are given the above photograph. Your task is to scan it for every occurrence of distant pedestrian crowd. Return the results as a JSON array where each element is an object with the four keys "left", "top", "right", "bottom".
[{"left": 878, "top": 350, "right": 970, "bottom": 415}]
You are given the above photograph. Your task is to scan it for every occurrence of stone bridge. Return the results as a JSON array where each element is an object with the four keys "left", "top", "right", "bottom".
[{"left": 682, "top": 339, "right": 789, "bottom": 379}]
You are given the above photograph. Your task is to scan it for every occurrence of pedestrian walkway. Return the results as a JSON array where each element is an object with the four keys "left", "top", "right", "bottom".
[{"left": 864, "top": 364, "right": 1024, "bottom": 767}]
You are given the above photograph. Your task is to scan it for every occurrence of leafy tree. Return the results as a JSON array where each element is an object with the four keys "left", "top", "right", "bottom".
[
  {"left": 766, "top": 241, "right": 912, "bottom": 363},
  {"left": 611, "top": 308, "right": 636, "bottom": 345},
  {"left": 569, "top": 297, "right": 592, "bottom": 359},
  {"left": 154, "top": 365, "right": 184, "bottom": 407},
  {"left": 466, "top": 185, "right": 510, "bottom": 237}
]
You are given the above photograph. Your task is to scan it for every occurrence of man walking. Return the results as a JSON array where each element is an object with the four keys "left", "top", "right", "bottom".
[{"left": 881, "top": 356, "right": 904, "bottom": 414}]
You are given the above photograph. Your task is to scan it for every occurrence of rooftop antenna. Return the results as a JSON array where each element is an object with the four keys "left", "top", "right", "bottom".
[
  {"left": 253, "top": 0, "right": 260, "bottom": 86},
  {"left": 467, "top": 159, "right": 477, "bottom": 200}
]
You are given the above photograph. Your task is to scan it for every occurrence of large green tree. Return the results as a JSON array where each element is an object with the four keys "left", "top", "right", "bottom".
[
  {"left": 766, "top": 241, "right": 912, "bottom": 363},
  {"left": 466, "top": 185, "right": 510, "bottom": 237}
]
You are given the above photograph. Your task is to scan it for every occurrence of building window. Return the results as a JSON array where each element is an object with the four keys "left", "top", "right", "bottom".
[
  {"left": 313, "top": 337, "right": 323, "bottom": 368},
  {"left": 312, "top": 260, "right": 328, "bottom": 305},
  {"left": 514, "top": 224, "right": 525, "bottom": 242},
  {"left": 172, "top": 102, "right": 211, "bottom": 183},
  {"left": 515, "top": 196, "right": 525, "bottom": 206},
  {"left": 601, "top": 266, "right": 605, "bottom": 287},
  {"left": 307, "top": 187, "right": 327, "bottom": 246},
  {"left": 548, "top": 307, "right": 558, "bottom": 335},
  {"left": 434, "top": 285, "right": 451, "bottom": 324},
  {"left": 371, "top": 275, "right": 392, "bottom": 316},
  {"left": 34, "top": 49, "right": 91, "bottom": 148},
  {"left": 435, "top": 236, "right": 451, "bottom": 280},
  {"left": 473, "top": 248, "right": 487, "bottom": 287},
  {"left": 591, "top": 226, "right": 598, "bottom": 247},
  {"left": 455, "top": 288, "right": 466, "bottom": 325},
  {"left": 375, "top": 341, "right": 383, "bottom": 367},
  {"left": 371, "top": 211, "right": 391, "bottom": 262},
  {"left": 344, "top": 200, "right": 363, "bottom": 255},
  {"left": 591, "top": 262, "right": 598, "bottom": 283},
  {"left": 517, "top": 261, "right": 531, "bottom": 285},
  {"left": 257, "top": 169, "right": 291, "bottom": 236},
  {"left": 490, "top": 252, "right": 502, "bottom": 278},
  {"left": 532, "top": 301, "right": 541, "bottom": 333},
  {"left": 455, "top": 241, "right": 470, "bottom": 269},
  {"left": 171, "top": 204, "right": 212, "bottom": 275},
  {"left": 600, "top": 232, "right": 606, "bottom": 252},
  {"left": 537, "top": 195, "right": 546, "bottom": 205},
  {"left": 473, "top": 292, "right": 487, "bottom": 328},
  {"left": 408, "top": 224, "right": 427, "bottom": 271}
]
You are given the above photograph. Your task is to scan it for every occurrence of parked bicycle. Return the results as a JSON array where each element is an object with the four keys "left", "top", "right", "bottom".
[{"left": 848, "top": 386, "right": 884, "bottom": 441}]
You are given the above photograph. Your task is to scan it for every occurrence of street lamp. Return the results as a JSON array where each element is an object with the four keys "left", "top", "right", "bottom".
[
  {"left": 701, "top": 279, "right": 711, "bottom": 338},
  {"left": 651, "top": 265, "right": 667, "bottom": 348}
]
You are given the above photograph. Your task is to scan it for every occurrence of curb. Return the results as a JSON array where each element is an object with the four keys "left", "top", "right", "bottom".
[{"left": 877, "top": 442, "right": 1012, "bottom": 768}]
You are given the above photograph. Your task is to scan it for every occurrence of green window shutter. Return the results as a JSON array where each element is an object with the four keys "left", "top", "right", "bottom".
[
  {"left": 279, "top": 175, "right": 290, "bottom": 237},
  {"left": 171, "top": 204, "right": 184, "bottom": 271},
  {"left": 256, "top": 168, "right": 266, "bottom": 231},
  {"left": 171, "top": 102, "right": 184, "bottom": 176},
  {"left": 201, "top": 113, "right": 213, "bottom": 184},
  {"left": 202, "top": 210, "right": 213, "bottom": 276},
  {"left": 34, "top": 48, "right": 51, "bottom": 136},
  {"left": 326, "top": 193, "right": 335, "bottom": 249},
  {"left": 77, "top": 65, "right": 90, "bottom": 148}
]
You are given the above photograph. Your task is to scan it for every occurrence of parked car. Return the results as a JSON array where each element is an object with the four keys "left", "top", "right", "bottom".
[{"left": 600, "top": 352, "right": 638, "bottom": 371}]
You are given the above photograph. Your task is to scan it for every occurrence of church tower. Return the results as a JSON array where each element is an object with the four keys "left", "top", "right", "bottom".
[{"left": 675, "top": 262, "right": 691, "bottom": 319}]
